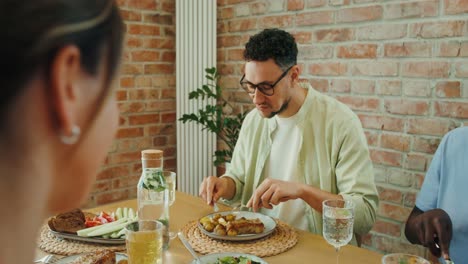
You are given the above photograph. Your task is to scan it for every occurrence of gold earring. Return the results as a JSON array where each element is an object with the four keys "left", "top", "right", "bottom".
[{"left": 60, "top": 125, "right": 81, "bottom": 145}]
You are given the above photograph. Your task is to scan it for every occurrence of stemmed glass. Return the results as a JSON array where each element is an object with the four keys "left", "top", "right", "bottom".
[{"left": 322, "top": 199, "right": 354, "bottom": 264}]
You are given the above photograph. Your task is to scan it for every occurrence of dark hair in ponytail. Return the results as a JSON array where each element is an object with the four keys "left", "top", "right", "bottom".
[{"left": 0, "top": 0, "right": 124, "bottom": 116}]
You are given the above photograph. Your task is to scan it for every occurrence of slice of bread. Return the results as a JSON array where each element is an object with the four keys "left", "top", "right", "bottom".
[
  {"left": 69, "top": 250, "right": 116, "bottom": 264},
  {"left": 48, "top": 208, "right": 86, "bottom": 234}
]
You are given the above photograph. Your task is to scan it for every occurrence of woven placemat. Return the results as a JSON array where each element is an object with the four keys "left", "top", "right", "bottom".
[
  {"left": 181, "top": 220, "right": 298, "bottom": 257},
  {"left": 38, "top": 225, "right": 126, "bottom": 256}
]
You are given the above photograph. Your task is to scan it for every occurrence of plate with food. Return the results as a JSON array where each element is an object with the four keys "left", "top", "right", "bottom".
[
  {"left": 48, "top": 207, "right": 137, "bottom": 245},
  {"left": 49, "top": 230, "right": 126, "bottom": 245},
  {"left": 381, "top": 253, "right": 430, "bottom": 264},
  {"left": 198, "top": 211, "right": 276, "bottom": 241},
  {"left": 55, "top": 250, "right": 128, "bottom": 263},
  {"left": 189, "top": 252, "right": 267, "bottom": 264}
]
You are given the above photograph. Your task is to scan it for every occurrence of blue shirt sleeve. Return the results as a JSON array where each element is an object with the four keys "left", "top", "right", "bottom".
[
  {"left": 415, "top": 135, "right": 446, "bottom": 211},
  {"left": 413, "top": 126, "right": 468, "bottom": 264}
]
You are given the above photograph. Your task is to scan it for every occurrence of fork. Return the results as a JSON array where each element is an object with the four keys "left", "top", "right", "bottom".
[
  {"left": 34, "top": 255, "right": 58, "bottom": 263},
  {"left": 232, "top": 203, "right": 252, "bottom": 212}
]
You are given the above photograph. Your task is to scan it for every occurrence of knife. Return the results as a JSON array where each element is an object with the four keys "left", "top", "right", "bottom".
[{"left": 434, "top": 238, "right": 454, "bottom": 264}]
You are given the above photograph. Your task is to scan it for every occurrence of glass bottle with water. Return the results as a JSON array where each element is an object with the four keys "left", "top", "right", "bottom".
[{"left": 137, "top": 149, "right": 170, "bottom": 250}]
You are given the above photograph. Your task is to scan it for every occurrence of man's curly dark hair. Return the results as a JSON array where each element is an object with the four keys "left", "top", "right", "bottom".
[{"left": 243, "top": 28, "right": 297, "bottom": 71}]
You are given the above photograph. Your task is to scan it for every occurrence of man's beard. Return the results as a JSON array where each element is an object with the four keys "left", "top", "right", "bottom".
[{"left": 267, "top": 97, "right": 291, "bottom": 118}]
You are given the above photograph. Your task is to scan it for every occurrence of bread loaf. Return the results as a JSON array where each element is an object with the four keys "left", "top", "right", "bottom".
[
  {"left": 69, "top": 250, "right": 116, "bottom": 264},
  {"left": 48, "top": 208, "right": 86, "bottom": 234}
]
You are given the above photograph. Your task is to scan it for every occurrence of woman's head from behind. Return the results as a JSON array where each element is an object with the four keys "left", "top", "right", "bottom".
[{"left": 0, "top": 0, "right": 124, "bottom": 213}]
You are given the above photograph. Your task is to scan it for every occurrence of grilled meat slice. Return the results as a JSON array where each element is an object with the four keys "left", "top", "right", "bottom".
[{"left": 226, "top": 217, "right": 264, "bottom": 235}]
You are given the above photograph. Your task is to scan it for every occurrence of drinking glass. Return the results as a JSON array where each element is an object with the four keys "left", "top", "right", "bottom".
[
  {"left": 322, "top": 199, "right": 354, "bottom": 264},
  {"left": 161, "top": 171, "right": 176, "bottom": 206},
  {"left": 125, "top": 220, "right": 163, "bottom": 264},
  {"left": 161, "top": 171, "right": 177, "bottom": 240}
]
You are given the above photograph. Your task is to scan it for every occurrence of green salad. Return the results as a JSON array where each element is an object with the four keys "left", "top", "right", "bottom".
[{"left": 213, "top": 256, "right": 261, "bottom": 264}]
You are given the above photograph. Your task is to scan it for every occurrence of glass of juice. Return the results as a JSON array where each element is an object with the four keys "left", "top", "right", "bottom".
[{"left": 125, "top": 220, "right": 163, "bottom": 264}]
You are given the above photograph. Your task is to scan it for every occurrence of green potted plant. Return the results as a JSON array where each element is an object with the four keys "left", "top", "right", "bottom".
[{"left": 178, "top": 67, "right": 246, "bottom": 167}]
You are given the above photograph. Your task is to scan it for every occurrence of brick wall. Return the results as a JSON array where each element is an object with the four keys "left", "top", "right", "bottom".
[
  {"left": 217, "top": 0, "right": 468, "bottom": 259},
  {"left": 84, "top": 0, "right": 177, "bottom": 207}
]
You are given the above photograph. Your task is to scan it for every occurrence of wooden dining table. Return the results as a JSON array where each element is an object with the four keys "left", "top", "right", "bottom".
[{"left": 36, "top": 191, "right": 382, "bottom": 263}]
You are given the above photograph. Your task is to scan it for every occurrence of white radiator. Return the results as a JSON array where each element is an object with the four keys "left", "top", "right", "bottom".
[{"left": 176, "top": 0, "right": 217, "bottom": 196}]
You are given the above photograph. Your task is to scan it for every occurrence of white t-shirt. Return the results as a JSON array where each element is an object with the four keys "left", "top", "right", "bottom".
[{"left": 261, "top": 114, "right": 309, "bottom": 231}]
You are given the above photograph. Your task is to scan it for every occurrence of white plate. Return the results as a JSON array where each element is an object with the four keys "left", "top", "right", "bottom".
[
  {"left": 381, "top": 253, "right": 430, "bottom": 264},
  {"left": 56, "top": 252, "right": 128, "bottom": 263},
  {"left": 198, "top": 211, "right": 276, "bottom": 241},
  {"left": 190, "top": 252, "right": 267, "bottom": 264},
  {"left": 50, "top": 230, "right": 125, "bottom": 245}
]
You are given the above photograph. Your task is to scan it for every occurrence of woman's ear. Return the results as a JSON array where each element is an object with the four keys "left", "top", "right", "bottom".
[{"left": 48, "top": 45, "right": 82, "bottom": 139}]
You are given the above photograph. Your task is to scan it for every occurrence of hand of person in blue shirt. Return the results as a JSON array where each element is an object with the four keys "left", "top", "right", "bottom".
[{"left": 405, "top": 207, "right": 452, "bottom": 259}]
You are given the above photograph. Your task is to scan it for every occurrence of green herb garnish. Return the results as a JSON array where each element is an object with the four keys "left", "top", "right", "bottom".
[{"left": 142, "top": 169, "right": 166, "bottom": 191}]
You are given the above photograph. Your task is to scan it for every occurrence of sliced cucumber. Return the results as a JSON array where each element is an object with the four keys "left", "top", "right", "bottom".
[
  {"left": 116, "top": 228, "right": 126, "bottom": 237},
  {"left": 115, "top": 207, "right": 123, "bottom": 220},
  {"left": 87, "top": 221, "right": 133, "bottom": 237},
  {"left": 128, "top": 208, "right": 135, "bottom": 219},
  {"left": 77, "top": 218, "right": 128, "bottom": 237},
  {"left": 110, "top": 231, "right": 121, "bottom": 239}
]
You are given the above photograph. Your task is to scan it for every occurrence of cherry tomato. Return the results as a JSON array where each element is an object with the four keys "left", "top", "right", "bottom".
[
  {"left": 85, "top": 220, "right": 102, "bottom": 228},
  {"left": 101, "top": 212, "right": 115, "bottom": 222},
  {"left": 96, "top": 216, "right": 108, "bottom": 224}
]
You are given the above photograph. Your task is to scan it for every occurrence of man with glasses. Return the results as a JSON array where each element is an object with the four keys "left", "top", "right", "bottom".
[{"left": 200, "top": 29, "right": 378, "bottom": 242}]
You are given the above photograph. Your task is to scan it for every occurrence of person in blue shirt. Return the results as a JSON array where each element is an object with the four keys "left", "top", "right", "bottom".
[{"left": 405, "top": 126, "right": 468, "bottom": 263}]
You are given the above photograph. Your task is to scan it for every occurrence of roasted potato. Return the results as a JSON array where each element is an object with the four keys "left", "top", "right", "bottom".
[
  {"left": 214, "top": 224, "right": 226, "bottom": 236},
  {"left": 200, "top": 216, "right": 211, "bottom": 225},
  {"left": 203, "top": 222, "right": 215, "bottom": 232},
  {"left": 212, "top": 214, "right": 222, "bottom": 222},
  {"left": 225, "top": 214, "right": 235, "bottom": 221},
  {"left": 218, "top": 217, "right": 228, "bottom": 226}
]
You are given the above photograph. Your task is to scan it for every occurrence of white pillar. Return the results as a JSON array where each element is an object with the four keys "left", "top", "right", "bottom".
[{"left": 176, "top": 0, "right": 217, "bottom": 196}]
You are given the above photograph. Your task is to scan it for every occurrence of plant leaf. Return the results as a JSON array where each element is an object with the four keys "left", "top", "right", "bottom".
[
  {"left": 206, "top": 67, "right": 216, "bottom": 75},
  {"left": 178, "top": 66, "right": 246, "bottom": 167}
]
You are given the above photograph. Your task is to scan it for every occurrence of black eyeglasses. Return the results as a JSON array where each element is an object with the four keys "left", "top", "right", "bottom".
[{"left": 240, "top": 65, "right": 294, "bottom": 96}]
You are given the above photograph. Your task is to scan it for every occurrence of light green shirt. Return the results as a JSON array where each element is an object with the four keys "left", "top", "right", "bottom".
[{"left": 223, "top": 84, "right": 378, "bottom": 239}]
